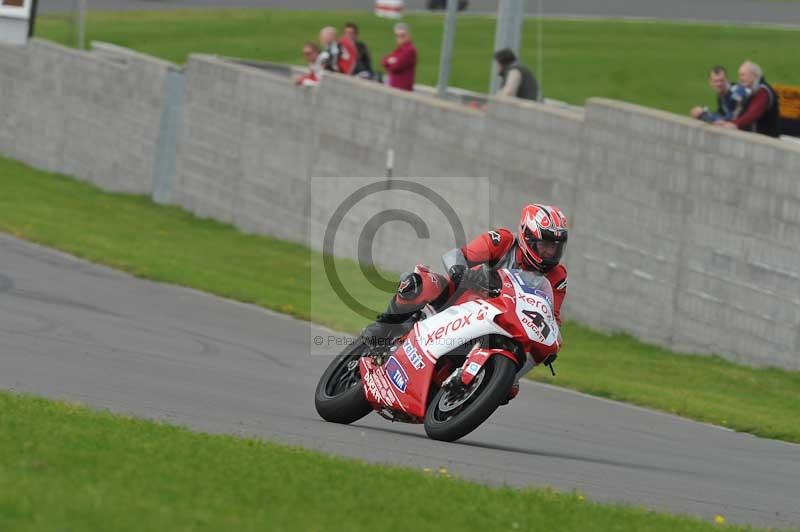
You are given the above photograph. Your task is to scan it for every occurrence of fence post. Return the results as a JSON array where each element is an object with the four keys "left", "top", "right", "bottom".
[
  {"left": 436, "top": 0, "right": 459, "bottom": 98},
  {"left": 151, "top": 67, "right": 185, "bottom": 205},
  {"left": 76, "top": 0, "right": 86, "bottom": 49},
  {"left": 488, "top": 0, "right": 524, "bottom": 95}
]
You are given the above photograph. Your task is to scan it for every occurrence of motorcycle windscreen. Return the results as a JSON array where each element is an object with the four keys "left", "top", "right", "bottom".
[
  {"left": 508, "top": 270, "right": 555, "bottom": 305},
  {"left": 507, "top": 269, "right": 559, "bottom": 346}
]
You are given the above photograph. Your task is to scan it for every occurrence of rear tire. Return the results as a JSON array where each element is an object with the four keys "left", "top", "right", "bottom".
[
  {"left": 424, "top": 356, "right": 516, "bottom": 442},
  {"left": 315, "top": 342, "right": 373, "bottom": 424}
]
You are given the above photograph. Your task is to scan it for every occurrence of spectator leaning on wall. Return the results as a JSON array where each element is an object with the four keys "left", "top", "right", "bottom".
[
  {"left": 715, "top": 60, "right": 781, "bottom": 137},
  {"left": 382, "top": 23, "right": 417, "bottom": 91},
  {"left": 319, "top": 26, "right": 357, "bottom": 75},
  {"left": 494, "top": 48, "right": 540, "bottom": 101},
  {"left": 690, "top": 65, "right": 749, "bottom": 123},
  {"left": 343, "top": 22, "right": 374, "bottom": 79},
  {"left": 294, "top": 42, "right": 322, "bottom": 86}
]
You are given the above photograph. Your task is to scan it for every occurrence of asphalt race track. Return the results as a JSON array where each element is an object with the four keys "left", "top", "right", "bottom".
[
  {"left": 1, "top": 233, "right": 800, "bottom": 527},
  {"left": 37, "top": 0, "right": 800, "bottom": 26}
]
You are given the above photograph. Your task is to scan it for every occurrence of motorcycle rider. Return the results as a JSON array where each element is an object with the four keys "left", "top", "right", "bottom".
[{"left": 361, "top": 204, "right": 568, "bottom": 401}]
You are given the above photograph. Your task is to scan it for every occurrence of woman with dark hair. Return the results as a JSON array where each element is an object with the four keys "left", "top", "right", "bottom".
[{"left": 494, "top": 48, "right": 539, "bottom": 101}]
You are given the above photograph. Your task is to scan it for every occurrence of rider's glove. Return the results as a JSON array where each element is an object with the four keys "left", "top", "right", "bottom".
[{"left": 447, "top": 264, "right": 467, "bottom": 286}]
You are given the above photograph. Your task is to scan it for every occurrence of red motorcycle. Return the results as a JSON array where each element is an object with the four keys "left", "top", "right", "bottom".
[{"left": 315, "top": 267, "right": 559, "bottom": 442}]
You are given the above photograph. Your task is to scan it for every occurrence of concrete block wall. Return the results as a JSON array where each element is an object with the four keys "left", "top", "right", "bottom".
[
  {"left": 0, "top": 39, "right": 171, "bottom": 194},
  {"left": 389, "top": 84, "right": 492, "bottom": 270},
  {"left": 304, "top": 76, "right": 580, "bottom": 275},
  {"left": 4, "top": 43, "right": 800, "bottom": 367},
  {"left": 173, "top": 55, "right": 316, "bottom": 242},
  {"left": 567, "top": 99, "right": 694, "bottom": 347},
  {"left": 571, "top": 99, "right": 800, "bottom": 368},
  {"left": 679, "top": 120, "right": 800, "bottom": 367},
  {"left": 482, "top": 97, "right": 584, "bottom": 242},
  {"left": 305, "top": 74, "right": 493, "bottom": 272}
]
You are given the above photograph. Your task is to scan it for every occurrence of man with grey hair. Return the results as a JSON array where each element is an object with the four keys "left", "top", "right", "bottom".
[
  {"left": 318, "top": 26, "right": 357, "bottom": 75},
  {"left": 382, "top": 22, "right": 417, "bottom": 91},
  {"left": 715, "top": 60, "right": 780, "bottom": 137}
]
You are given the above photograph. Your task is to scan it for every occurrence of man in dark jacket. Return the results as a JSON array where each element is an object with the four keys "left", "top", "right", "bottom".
[
  {"left": 343, "top": 22, "right": 374, "bottom": 79},
  {"left": 716, "top": 61, "right": 781, "bottom": 137},
  {"left": 689, "top": 65, "right": 735, "bottom": 123},
  {"left": 494, "top": 48, "right": 539, "bottom": 101},
  {"left": 382, "top": 23, "right": 417, "bottom": 92}
]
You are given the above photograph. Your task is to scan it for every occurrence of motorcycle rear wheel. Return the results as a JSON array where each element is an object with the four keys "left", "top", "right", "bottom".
[
  {"left": 314, "top": 342, "right": 373, "bottom": 424},
  {"left": 424, "top": 356, "right": 516, "bottom": 442}
]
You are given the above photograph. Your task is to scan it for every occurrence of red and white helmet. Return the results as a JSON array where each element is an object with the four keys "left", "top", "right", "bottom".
[{"left": 518, "top": 204, "right": 568, "bottom": 272}]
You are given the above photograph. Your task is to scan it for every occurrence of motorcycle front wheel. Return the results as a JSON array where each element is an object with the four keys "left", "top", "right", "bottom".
[
  {"left": 314, "top": 341, "right": 373, "bottom": 424},
  {"left": 424, "top": 356, "right": 516, "bottom": 442}
]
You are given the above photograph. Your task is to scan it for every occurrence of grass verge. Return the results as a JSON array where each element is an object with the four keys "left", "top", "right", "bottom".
[
  {"left": 1, "top": 156, "right": 800, "bottom": 443},
  {"left": 0, "top": 390, "right": 754, "bottom": 531},
  {"left": 35, "top": 8, "right": 800, "bottom": 115}
]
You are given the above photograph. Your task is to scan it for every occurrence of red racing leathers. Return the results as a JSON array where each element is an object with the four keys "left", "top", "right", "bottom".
[
  {"left": 459, "top": 228, "right": 566, "bottom": 326},
  {"left": 393, "top": 228, "right": 567, "bottom": 327}
]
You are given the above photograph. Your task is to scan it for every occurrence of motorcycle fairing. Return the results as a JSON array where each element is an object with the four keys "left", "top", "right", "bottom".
[
  {"left": 360, "top": 356, "right": 407, "bottom": 413},
  {"left": 360, "top": 300, "right": 509, "bottom": 419},
  {"left": 460, "top": 346, "right": 518, "bottom": 386},
  {"left": 413, "top": 300, "right": 509, "bottom": 359},
  {"left": 359, "top": 269, "right": 559, "bottom": 419},
  {"left": 498, "top": 270, "right": 560, "bottom": 360}
]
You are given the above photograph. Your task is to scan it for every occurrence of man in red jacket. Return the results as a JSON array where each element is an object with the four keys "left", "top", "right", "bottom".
[
  {"left": 361, "top": 204, "right": 569, "bottom": 402},
  {"left": 382, "top": 23, "right": 417, "bottom": 91},
  {"left": 715, "top": 60, "right": 781, "bottom": 137},
  {"left": 319, "top": 26, "right": 358, "bottom": 76}
]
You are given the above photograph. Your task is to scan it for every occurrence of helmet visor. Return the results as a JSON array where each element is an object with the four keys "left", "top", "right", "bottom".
[
  {"left": 523, "top": 227, "right": 565, "bottom": 266},
  {"left": 534, "top": 240, "right": 565, "bottom": 264}
]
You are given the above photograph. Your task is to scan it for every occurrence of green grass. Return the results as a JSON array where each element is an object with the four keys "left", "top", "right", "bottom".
[
  {"left": 535, "top": 330, "right": 800, "bottom": 442},
  {"left": 35, "top": 9, "right": 800, "bottom": 114},
  {"left": 2, "top": 156, "right": 800, "bottom": 444},
  {"left": 0, "top": 390, "right": 754, "bottom": 531}
]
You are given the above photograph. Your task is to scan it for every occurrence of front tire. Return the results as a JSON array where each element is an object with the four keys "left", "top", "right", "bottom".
[
  {"left": 315, "top": 342, "right": 373, "bottom": 424},
  {"left": 424, "top": 356, "right": 516, "bottom": 442}
]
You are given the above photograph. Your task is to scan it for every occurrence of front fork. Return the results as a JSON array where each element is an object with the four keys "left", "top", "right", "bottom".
[
  {"left": 456, "top": 342, "right": 520, "bottom": 386},
  {"left": 439, "top": 344, "right": 554, "bottom": 397}
]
